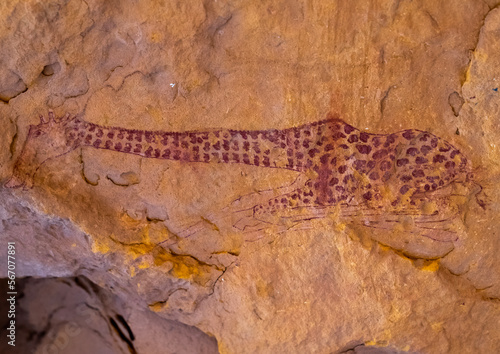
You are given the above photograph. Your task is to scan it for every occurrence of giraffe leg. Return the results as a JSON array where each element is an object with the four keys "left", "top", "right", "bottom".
[
  {"left": 352, "top": 212, "right": 460, "bottom": 242},
  {"left": 341, "top": 194, "right": 464, "bottom": 259},
  {"left": 342, "top": 191, "right": 461, "bottom": 240},
  {"left": 230, "top": 185, "right": 344, "bottom": 241},
  {"left": 175, "top": 174, "right": 312, "bottom": 239}
]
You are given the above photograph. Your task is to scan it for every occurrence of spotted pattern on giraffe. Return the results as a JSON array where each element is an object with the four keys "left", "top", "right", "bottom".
[{"left": 62, "top": 116, "right": 472, "bottom": 213}]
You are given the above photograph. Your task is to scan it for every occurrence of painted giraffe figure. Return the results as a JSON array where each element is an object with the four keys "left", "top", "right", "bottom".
[{"left": 5, "top": 111, "right": 479, "bottom": 251}]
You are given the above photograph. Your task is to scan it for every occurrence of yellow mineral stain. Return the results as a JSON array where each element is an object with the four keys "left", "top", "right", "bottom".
[
  {"left": 303, "top": 100, "right": 318, "bottom": 117},
  {"left": 359, "top": 231, "right": 374, "bottom": 250},
  {"left": 421, "top": 200, "right": 438, "bottom": 215},
  {"left": 138, "top": 260, "right": 150, "bottom": 269},
  {"left": 392, "top": 221, "right": 405, "bottom": 233},
  {"left": 129, "top": 266, "right": 136, "bottom": 277},
  {"left": 400, "top": 216, "right": 415, "bottom": 231},
  {"left": 255, "top": 278, "right": 273, "bottom": 298},
  {"left": 365, "top": 330, "right": 391, "bottom": 347},
  {"left": 141, "top": 225, "right": 152, "bottom": 243},
  {"left": 121, "top": 226, "right": 157, "bottom": 259},
  {"left": 420, "top": 259, "right": 440, "bottom": 272},
  {"left": 378, "top": 244, "right": 392, "bottom": 252},
  {"left": 463, "top": 60, "right": 472, "bottom": 85},
  {"left": 71, "top": 243, "right": 77, "bottom": 247},
  {"left": 353, "top": 169, "right": 370, "bottom": 186},
  {"left": 150, "top": 32, "right": 162, "bottom": 43},
  {"left": 387, "top": 304, "right": 406, "bottom": 324},
  {"left": 146, "top": 105, "right": 163, "bottom": 124},
  {"left": 153, "top": 247, "right": 173, "bottom": 267},
  {"left": 365, "top": 339, "right": 384, "bottom": 346},
  {"left": 327, "top": 203, "right": 342, "bottom": 222},
  {"left": 217, "top": 341, "right": 232, "bottom": 354},
  {"left": 201, "top": 216, "right": 220, "bottom": 232},
  {"left": 91, "top": 239, "right": 111, "bottom": 254},
  {"left": 431, "top": 321, "right": 444, "bottom": 331},
  {"left": 153, "top": 247, "right": 204, "bottom": 280},
  {"left": 305, "top": 168, "right": 319, "bottom": 181},
  {"left": 173, "top": 262, "right": 199, "bottom": 279},
  {"left": 126, "top": 243, "right": 155, "bottom": 259},
  {"left": 399, "top": 186, "right": 416, "bottom": 205},
  {"left": 120, "top": 212, "right": 142, "bottom": 226},
  {"left": 186, "top": 79, "right": 203, "bottom": 93},
  {"left": 476, "top": 51, "right": 488, "bottom": 62},
  {"left": 345, "top": 226, "right": 360, "bottom": 242},
  {"left": 288, "top": 198, "right": 298, "bottom": 208},
  {"left": 378, "top": 184, "right": 395, "bottom": 205},
  {"left": 149, "top": 302, "right": 167, "bottom": 312}
]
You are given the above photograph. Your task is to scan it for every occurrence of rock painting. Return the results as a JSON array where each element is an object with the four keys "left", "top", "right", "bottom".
[{"left": 5, "top": 111, "right": 481, "bottom": 257}]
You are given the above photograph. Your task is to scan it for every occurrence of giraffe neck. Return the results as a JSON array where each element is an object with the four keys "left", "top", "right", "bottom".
[{"left": 65, "top": 118, "right": 337, "bottom": 171}]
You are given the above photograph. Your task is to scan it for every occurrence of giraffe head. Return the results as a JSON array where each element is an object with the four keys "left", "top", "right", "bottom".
[{"left": 5, "top": 111, "right": 78, "bottom": 189}]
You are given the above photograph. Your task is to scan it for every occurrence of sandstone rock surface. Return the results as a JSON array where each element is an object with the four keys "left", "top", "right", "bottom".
[{"left": 1, "top": 0, "right": 500, "bottom": 353}]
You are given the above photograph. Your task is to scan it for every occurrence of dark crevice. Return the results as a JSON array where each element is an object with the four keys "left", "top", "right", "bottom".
[
  {"left": 104, "top": 65, "right": 124, "bottom": 82},
  {"left": 338, "top": 342, "right": 409, "bottom": 354},
  {"left": 79, "top": 13, "right": 95, "bottom": 40},
  {"left": 9, "top": 125, "right": 18, "bottom": 159},
  {"left": 424, "top": 10, "right": 440, "bottom": 30},
  {"left": 116, "top": 314, "right": 135, "bottom": 341},
  {"left": 59, "top": 279, "right": 73, "bottom": 287},
  {"left": 437, "top": 265, "right": 500, "bottom": 304},
  {"left": 73, "top": 276, "right": 93, "bottom": 295},
  {"left": 37, "top": 305, "right": 67, "bottom": 343},
  {"left": 109, "top": 317, "right": 137, "bottom": 354},
  {"left": 373, "top": 239, "right": 454, "bottom": 262},
  {"left": 108, "top": 233, "right": 155, "bottom": 248},
  {"left": 103, "top": 70, "right": 143, "bottom": 93},
  {"left": 0, "top": 85, "right": 28, "bottom": 103},
  {"left": 106, "top": 172, "right": 139, "bottom": 187},
  {"left": 208, "top": 261, "right": 234, "bottom": 296},
  {"left": 42, "top": 62, "right": 61, "bottom": 76},
  {"left": 211, "top": 250, "right": 240, "bottom": 257},
  {"left": 482, "top": 295, "right": 500, "bottom": 302},
  {"left": 448, "top": 91, "right": 465, "bottom": 116},
  {"left": 214, "top": 14, "right": 233, "bottom": 33},
  {"left": 79, "top": 150, "right": 99, "bottom": 186},
  {"left": 85, "top": 277, "right": 111, "bottom": 297},
  {"left": 64, "top": 76, "right": 90, "bottom": 99},
  {"left": 337, "top": 340, "right": 365, "bottom": 354},
  {"left": 148, "top": 288, "right": 188, "bottom": 310},
  {"left": 380, "top": 86, "right": 393, "bottom": 116},
  {"left": 145, "top": 215, "right": 166, "bottom": 222},
  {"left": 168, "top": 249, "right": 225, "bottom": 272}
]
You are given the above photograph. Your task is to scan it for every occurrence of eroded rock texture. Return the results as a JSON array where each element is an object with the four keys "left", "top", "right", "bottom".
[
  {"left": 1, "top": 0, "right": 500, "bottom": 353},
  {"left": 0, "top": 276, "right": 218, "bottom": 354}
]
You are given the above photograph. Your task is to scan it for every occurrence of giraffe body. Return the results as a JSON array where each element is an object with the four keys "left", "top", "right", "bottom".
[
  {"left": 7, "top": 112, "right": 472, "bottom": 209},
  {"left": 5, "top": 112, "right": 477, "bottom": 256}
]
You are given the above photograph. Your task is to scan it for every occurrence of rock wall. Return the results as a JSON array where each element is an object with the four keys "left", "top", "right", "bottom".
[
  {"left": 1, "top": 0, "right": 500, "bottom": 353},
  {"left": 0, "top": 276, "right": 218, "bottom": 354}
]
